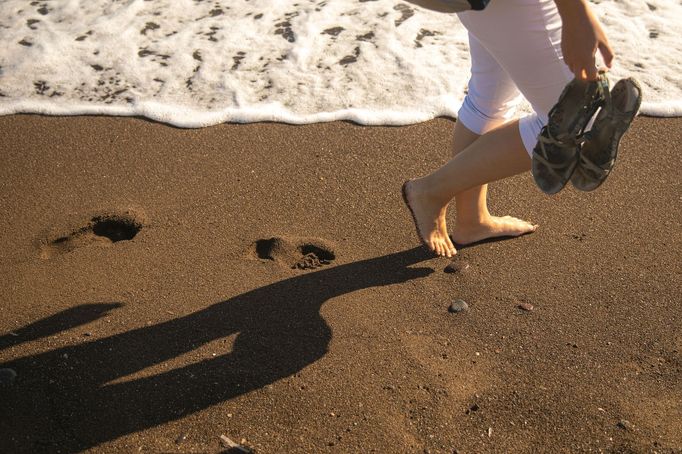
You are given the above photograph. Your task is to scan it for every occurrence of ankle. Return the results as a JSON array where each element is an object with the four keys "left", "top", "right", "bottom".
[
  {"left": 456, "top": 211, "right": 492, "bottom": 228},
  {"left": 413, "top": 176, "right": 452, "bottom": 208}
]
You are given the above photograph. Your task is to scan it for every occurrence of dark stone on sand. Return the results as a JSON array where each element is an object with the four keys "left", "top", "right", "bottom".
[
  {"left": 617, "top": 419, "right": 634, "bottom": 431},
  {"left": 518, "top": 303, "right": 534, "bottom": 311},
  {"left": 175, "top": 433, "right": 188, "bottom": 445},
  {"left": 444, "top": 260, "right": 470, "bottom": 274},
  {"left": 448, "top": 299, "right": 468, "bottom": 313},
  {"left": 0, "top": 368, "right": 17, "bottom": 385},
  {"left": 466, "top": 403, "right": 480, "bottom": 414}
]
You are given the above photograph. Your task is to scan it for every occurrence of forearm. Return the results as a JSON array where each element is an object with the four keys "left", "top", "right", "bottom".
[
  {"left": 554, "top": 0, "right": 594, "bottom": 29},
  {"left": 554, "top": 0, "right": 590, "bottom": 17}
]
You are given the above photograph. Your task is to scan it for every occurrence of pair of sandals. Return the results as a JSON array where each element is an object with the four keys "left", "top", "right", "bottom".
[{"left": 532, "top": 73, "right": 643, "bottom": 195}]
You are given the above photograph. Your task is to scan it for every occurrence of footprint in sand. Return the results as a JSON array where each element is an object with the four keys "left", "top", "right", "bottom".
[
  {"left": 250, "top": 236, "right": 335, "bottom": 270},
  {"left": 39, "top": 210, "right": 145, "bottom": 259}
]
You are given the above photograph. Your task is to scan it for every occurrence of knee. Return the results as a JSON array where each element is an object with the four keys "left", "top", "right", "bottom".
[{"left": 457, "top": 93, "right": 522, "bottom": 135}]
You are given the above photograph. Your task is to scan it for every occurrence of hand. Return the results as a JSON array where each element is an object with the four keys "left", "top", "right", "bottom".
[{"left": 556, "top": 0, "right": 614, "bottom": 80}]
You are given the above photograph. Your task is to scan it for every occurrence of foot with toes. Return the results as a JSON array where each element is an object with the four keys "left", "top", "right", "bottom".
[
  {"left": 402, "top": 180, "right": 536, "bottom": 257},
  {"left": 450, "top": 215, "right": 537, "bottom": 247},
  {"left": 402, "top": 180, "right": 456, "bottom": 258}
]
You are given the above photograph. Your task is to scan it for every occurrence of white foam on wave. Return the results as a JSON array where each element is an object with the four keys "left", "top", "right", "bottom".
[{"left": 0, "top": 0, "right": 680, "bottom": 127}]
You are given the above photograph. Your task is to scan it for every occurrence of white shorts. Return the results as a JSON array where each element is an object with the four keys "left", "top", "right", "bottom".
[{"left": 456, "top": 0, "right": 574, "bottom": 155}]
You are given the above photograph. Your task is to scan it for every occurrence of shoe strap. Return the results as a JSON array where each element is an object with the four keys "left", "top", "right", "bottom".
[
  {"left": 578, "top": 152, "right": 613, "bottom": 175},
  {"left": 533, "top": 140, "right": 578, "bottom": 183}
]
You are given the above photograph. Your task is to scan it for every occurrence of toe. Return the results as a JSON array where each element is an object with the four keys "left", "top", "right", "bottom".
[
  {"left": 439, "top": 240, "right": 448, "bottom": 257},
  {"left": 441, "top": 237, "right": 455, "bottom": 257},
  {"left": 444, "top": 241, "right": 454, "bottom": 258},
  {"left": 443, "top": 232, "right": 455, "bottom": 249},
  {"left": 522, "top": 221, "right": 537, "bottom": 232},
  {"left": 428, "top": 239, "right": 437, "bottom": 254}
]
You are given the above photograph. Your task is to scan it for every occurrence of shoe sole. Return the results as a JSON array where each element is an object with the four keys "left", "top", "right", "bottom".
[{"left": 572, "top": 78, "right": 642, "bottom": 192}]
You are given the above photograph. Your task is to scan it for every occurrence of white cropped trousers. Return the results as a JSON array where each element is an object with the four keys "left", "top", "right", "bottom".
[{"left": 456, "top": 0, "right": 574, "bottom": 155}]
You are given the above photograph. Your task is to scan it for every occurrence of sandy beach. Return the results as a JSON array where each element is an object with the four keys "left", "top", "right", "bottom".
[{"left": 0, "top": 114, "right": 680, "bottom": 453}]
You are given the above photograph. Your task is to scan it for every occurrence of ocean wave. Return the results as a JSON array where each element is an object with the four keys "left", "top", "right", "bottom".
[{"left": 0, "top": 0, "right": 680, "bottom": 127}]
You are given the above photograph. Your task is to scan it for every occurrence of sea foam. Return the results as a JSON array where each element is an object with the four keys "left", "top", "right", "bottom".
[{"left": 0, "top": 0, "right": 680, "bottom": 127}]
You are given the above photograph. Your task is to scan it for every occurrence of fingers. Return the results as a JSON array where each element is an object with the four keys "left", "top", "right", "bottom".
[
  {"left": 563, "top": 55, "right": 595, "bottom": 81},
  {"left": 570, "top": 62, "right": 598, "bottom": 81},
  {"left": 571, "top": 53, "right": 597, "bottom": 81},
  {"left": 598, "top": 41, "right": 615, "bottom": 68},
  {"left": 584, "top": 60, "right": 598, "bottom": 81},
  {"left": 564, "top": 43, "right": 614, "bottom": 81}
]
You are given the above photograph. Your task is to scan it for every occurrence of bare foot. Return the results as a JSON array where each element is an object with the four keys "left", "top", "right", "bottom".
[
  {"left": 438, "top": 205, "right": 457, "bottom": 255},
  {"left": 450, "top": 215, "right": 538, "bottom": 246},
  {"left": 402, "top": 180, "right": 456, "bottom": 257}
]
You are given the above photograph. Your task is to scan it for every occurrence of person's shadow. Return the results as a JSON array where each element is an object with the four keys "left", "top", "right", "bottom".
[{"left": 0, "top": 247, "right": 434, "bottom": 453}]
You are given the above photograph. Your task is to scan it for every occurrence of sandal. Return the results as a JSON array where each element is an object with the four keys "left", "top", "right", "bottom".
[
  {"left": 571, "top": 78, "right": 642, "bottom": 192},
  {"left": 532, "top": 73, "right": 610, "bottom": 195}
]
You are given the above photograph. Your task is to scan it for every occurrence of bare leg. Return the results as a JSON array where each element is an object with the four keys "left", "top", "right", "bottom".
[
  {"left": 449, "top": 122, "right": 538, "bottom": 246},
  {"left": 403, "top": 120, "right": 535, "bottom": 257},
  {"left": 433, "top": 121, "right": 480, "bottom": 256}
]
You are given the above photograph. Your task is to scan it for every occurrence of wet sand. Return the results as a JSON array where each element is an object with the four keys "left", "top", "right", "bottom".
[{"left": 0, "top": 115, "right": 680, "bottom": 453}]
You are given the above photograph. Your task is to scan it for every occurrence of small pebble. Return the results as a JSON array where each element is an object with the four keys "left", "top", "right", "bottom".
[
  {"left": 617, "top": 419, "right": 634, "bottom": 431},
  {"left": 175, "top": 433, "right": 188, "bottom": 445},
  {"left": 444, "top": 261, "right": 470, "bottom": 274},
  {"left": 448, "top": 299, "right": 469, "bottom": 313},
  {"left": 0, "top": 368, "right": 17, "bottom": 385},
  {"left": 518, "top": 303, "right": 534, "bottom": 311}
]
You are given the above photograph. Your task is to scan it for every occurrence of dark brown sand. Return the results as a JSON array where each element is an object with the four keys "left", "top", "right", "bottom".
[{"left": 0, "top": 115, "right": 680, "bottom": 453}]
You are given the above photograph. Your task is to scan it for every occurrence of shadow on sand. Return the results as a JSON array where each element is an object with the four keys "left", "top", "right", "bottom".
[{"left": 0, "top": 247, "right": 434, "bottom": 453}]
